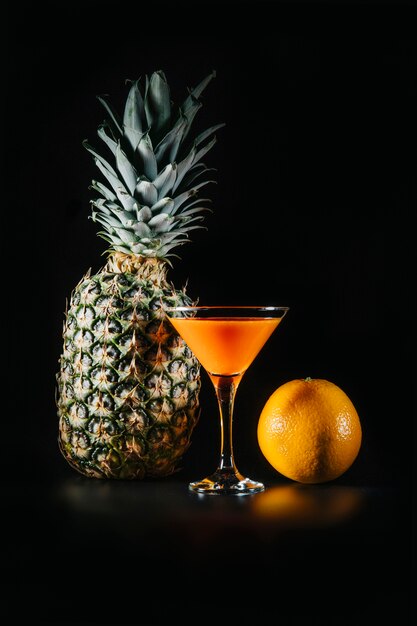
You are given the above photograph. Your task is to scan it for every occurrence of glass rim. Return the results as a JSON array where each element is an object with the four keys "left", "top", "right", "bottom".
[{"left": 165, "top": 305, "right": 290, "bottom": 312}]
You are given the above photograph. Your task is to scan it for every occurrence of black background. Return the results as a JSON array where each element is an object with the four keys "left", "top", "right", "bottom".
[{"left": 5, "top": 1, "right": 416, "bottom": 624}]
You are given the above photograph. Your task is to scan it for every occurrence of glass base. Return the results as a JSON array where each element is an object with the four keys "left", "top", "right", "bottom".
[{"left": 189, "top": 469, "right": 265, "bottom": 496}]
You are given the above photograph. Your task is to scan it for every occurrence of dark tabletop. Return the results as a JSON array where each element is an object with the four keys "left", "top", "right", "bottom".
[{"left": 4, "top": 457, "right": 412, "bottom": 625}]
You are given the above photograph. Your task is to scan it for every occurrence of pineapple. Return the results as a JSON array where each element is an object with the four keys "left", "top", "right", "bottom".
[{"left": 56, "top": 70, "right": 223, "bottom": 479}]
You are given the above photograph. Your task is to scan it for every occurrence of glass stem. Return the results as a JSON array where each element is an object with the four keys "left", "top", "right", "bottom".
[{"left": 211, "top": 375, "right": 242, "bottom": 474}]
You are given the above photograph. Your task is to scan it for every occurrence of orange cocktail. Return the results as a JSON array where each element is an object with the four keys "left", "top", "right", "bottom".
[{"left": 168, "top": 317, "right": 281, "bottom": 377}]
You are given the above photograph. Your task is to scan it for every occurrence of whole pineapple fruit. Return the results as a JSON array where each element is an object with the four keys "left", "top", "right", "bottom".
[{"left": 57, "top": 70, "right": 223, "bottom": 479}]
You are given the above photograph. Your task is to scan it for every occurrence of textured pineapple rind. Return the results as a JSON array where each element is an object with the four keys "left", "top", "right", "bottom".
[{"left": 57, "top": 268, "right": 201, "bottom": 479}]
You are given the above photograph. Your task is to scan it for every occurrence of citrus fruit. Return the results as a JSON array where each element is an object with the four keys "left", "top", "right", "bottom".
[{"left": 257, "top": 378, "right": 362, "bottom": 484}]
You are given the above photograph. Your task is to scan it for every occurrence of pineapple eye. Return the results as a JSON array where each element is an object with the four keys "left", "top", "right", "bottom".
[
  {"left": 102, "top": 393, "right": 114, "bottom": 409},
  {"left": 145, "top": 345, "right": 170, "bottom": 363},
  {"left": 92, "top": 318, "right": 122, "bottom": 335},
  {"left": 145, "top": 320, "right": 160, "bottom": 335},
  {"left": 172, "top": 383, "right": 188, "bottom": 401},
  {"left": 118, "top": 357, "right": 148, "bottom": 376},
  {"left": 117, "top": 357, "right": 131, "bottom": 374},
  {"left": 62, "top": 361, "right": 74, "bottom": 376},
  {"left": 114, "top": 382, "right": 134, "bottom": 399},
  {"left": 59, "top": 416, "right": 71, "bottom": 435},
  {"left": 91, "top": 342, "right": 120, "bottom": 361},
  {"left": 84, "top": 280, "right": 101, "bottom": 295},
  {"left": 86, "top": 391, "right": 115, "bottom": 411},
  {"left": 91, "top": 444, "right": 111, "bottom": 464},
  {"left": 124, "top": 286, "right": 140, "bottom": 298},
  {"left": 73, "top": 376, "right": 92, "bottom": 392},
  {"left": 72, "top": 431, "right": 88, "bottom": 447},
  {"left": 119, "top": 331, "right": 150, "bottom": 351},
  {"left": 92, "top": 319, "right": 105, "bottom": 333},
  {"left": 171, "top": 410, "right": 188, "bottom": 429},
  {"left": 119, "top": 332, "right": 134, "bottom": 349},
  {"left": 168, "top": 359, "right": 187, "bottom": 375},
  {"left": 187, "top": 366, "right": 199, "bottom": 381},
  {"left": 149, "top": 298, "right": 163, "bottom": 312},
  {"left": 91, "top": 445, "right": 120, "bottom": 469},
  {"left": 119, "top": 307, "right": 133, "bottom": 321},
  {"left": 74, "top": 329, "right": 94, "bottom": 347},
  {"left": 73, "top": 402, "right": 89, "bottom": 420},
  {"left": 88, "top": 417, "right": 101, "bottom": 435},
  {"left": 105, "top": 344, "right": 120, "bottom": 359},
  {"left": 75, "top": 306, "right": 95, "bottom": 327},
  {"left": 91, "top": 343, "right": 104, "bottom": 359},
  {"left": 101, "top": 274, "right": 114, "bottom": 284},
  {"left": 87, "top": 391, "right": 100, "bottom": 406},
  {"left": 66, "top": 316, "right": 76, "bottom": 330},
  {"left": 147, "top": 425, "right": 174, "bottom": 446},
  {"left": 183, "top": 346, "right": 193, "bottom": 359},
  {"left": 166, "top": 333, "right": 184, "bottom": 349},
  {"left": 85, "top": 331, "right": 94, "bottom": 344},
  {"left": 64, "top": 383, "right": 74, "bottom": 399},
  {"left": 88, "top": 416, "right": 118, "bottom": 435},
  {"left": 188, "top": 393, "right": 200, "bottom": 409},
  {"left": 147, "top": 397, "right": 174, "bottom": 418},
  {"left": 145, "top": 319, "right": 171, "bottom": 342},
  {"left": 119, "top": 408, "right": 150, "bottom": 431},
  {"left": 96, "top": 297, "right": 110, "bottom": 308},
  {"left": 124, "top": 306, "right": 149, "bottom": 321},
  {"left": 71, "top": 430, "right": 90, "bottom": 457},
  {"left": 120, "top": 306, "right": 149, "bottom": 323},
  {"left": 161, "top": 296, "right": 177, "bottom": 307},
  {"left": 145, "top": 372, "right": 172, "bottom": 395},
  {"left": 108, "top": 320, "right": 122, "bottom": 333},
  {"left": 64, "top": 339, "right": 76, "bottom": 353},
  {"left": 90, "top": 366, "right": 118, "bottom": 385},
  {"left": 81, "top": 354, "right": 93, "bottom": 367},
  {"left": 72, "top": 292, "right": 81, "bottom": 306},
  {"left": 95, "top": 296, "right": 123, "bottom": 314},
  {"left": 114, "top": 382, "right": 147, "bottom": 403},
  {"left": 121, "top": 434, "right": 146, "bottom": 456},
  {"left": 116, "top": 275, "right": 130, "bottom": 286},
  {"left": 140, "top": 287, "right": 153, "bottom": 299}
]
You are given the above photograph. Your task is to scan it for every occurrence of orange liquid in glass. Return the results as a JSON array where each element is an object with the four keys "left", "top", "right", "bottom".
[{"left": 169, "top": 317, "right": 281, "bottom": 376}]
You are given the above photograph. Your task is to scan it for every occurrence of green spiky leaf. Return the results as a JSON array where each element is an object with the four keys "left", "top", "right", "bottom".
[
  {"left": 145, "top": 71, "right": 171, "bottom": 139},
  {"left": 123, "top": 80, "right": 145, "bottom": 134},
  {"left": 84, "top": 70, "right": 224, "bottom": 258},
  {"left": 116, "top": 143, "right": 138, "bottom": 194},
  {"left": 97, "top": 95, "right": 123, "bottom": 138}
]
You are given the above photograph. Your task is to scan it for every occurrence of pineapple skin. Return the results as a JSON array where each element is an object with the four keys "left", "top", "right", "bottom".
[{"left": 57, "top": 255, "right": 201, "bottom": 479}]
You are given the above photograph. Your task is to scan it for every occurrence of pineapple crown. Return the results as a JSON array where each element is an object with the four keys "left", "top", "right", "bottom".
[{"left": 83, "top": 70, "right": 224, "bottom": 261}]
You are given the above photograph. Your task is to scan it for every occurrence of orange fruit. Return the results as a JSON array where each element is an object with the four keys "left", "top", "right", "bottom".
[{"left": 257, "top": 378, "right": 362, "bottom": 484}]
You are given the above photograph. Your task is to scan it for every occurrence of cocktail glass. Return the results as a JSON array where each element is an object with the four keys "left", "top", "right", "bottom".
[{"left": 166, "top": 306, "right": 289, "bottom": 495}]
